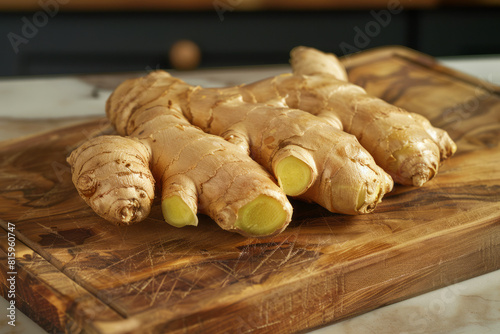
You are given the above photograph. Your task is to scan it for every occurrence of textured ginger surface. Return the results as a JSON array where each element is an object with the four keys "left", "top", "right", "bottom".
[{"left": 67, "top": 47, "right": 456, "bottom": 237}]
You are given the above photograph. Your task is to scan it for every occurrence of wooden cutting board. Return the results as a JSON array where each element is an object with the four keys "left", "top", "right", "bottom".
[{"left": 1, "top": 47, "right": 499, "bottom": 334}]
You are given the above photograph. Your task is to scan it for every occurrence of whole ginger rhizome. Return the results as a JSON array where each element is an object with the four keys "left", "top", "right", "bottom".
[{"left": 67, "top": 47, "right": 456, "bottom": 237}]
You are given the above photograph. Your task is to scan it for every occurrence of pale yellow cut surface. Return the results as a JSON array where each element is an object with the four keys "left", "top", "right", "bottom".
[
  {"left": 276, "top": 156, "right": 312, "bottom": 196},
  {"left": 235, "top": 195, "right": 287, "bottom": 236},
  {"left": 162, "top": 195, "right": 198, "bottom": 228}
]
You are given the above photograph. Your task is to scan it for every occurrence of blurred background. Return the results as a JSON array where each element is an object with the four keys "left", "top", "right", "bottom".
[{"left": 0, "top": 0, "right": 499, "bottom": 76}]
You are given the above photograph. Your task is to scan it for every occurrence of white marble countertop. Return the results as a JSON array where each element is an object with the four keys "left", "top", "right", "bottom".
[{"left": 0, "top": 55, "right": 499, "bottom": 334}]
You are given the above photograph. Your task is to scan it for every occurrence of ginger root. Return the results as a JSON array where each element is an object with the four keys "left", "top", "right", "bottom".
[
  {"left": 280, "top": 46, "right": 456, "bottom": 186},
  {"left": 68, "top": 46, "right": 456, "bottom": 237}
]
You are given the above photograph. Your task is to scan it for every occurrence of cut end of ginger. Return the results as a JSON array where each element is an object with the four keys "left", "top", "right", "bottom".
[
  {"left": 235, "top": 195, "right": 288, "bottom": 236},
  {"left": 162, "top": 195, "right": 198, "bottom": 228},
  {"left": 275, "top": 156, "right": 312, "bottom": 196}
]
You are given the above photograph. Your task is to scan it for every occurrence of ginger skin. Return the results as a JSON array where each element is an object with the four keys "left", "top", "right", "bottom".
[{"left": 68, "top": 136, "right": 155, "bottom": 225}]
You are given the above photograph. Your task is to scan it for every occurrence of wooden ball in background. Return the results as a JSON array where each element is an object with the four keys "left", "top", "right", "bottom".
[{"left": 169, "top": 40, "right": 201, "bottom": 71}]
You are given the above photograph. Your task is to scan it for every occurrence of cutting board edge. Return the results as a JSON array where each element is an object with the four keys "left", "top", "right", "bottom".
[{"left": 0, "top": 223, "right": 126, "bottom": 334}]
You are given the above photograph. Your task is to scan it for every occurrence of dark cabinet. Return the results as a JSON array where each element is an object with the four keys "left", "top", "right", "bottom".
[{"left": 0, "top": 8, "right": 499, "bottom": 76}]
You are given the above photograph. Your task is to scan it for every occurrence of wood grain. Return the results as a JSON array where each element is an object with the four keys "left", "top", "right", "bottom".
[
  {"left": 0, "top": 47, "right": 499, "bottom": 333},
  {"left": 0, "top": 229, "right": 124, "bottom": 333}
]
